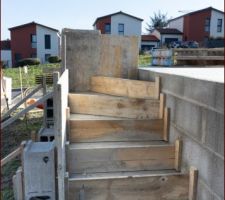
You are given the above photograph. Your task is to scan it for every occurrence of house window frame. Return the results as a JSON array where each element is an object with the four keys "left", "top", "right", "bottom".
[
  {"left": 31, "top": 34, "right": 37, "bottom": 48},
  {"left": 45, "top": 34, "right": 51, "bottom": 49},
  {"left": 217, "top": 19, "right": 222, "bottom": 32},
  {"left": 104, "top": 23, "right": 111, "bottom": 34},
  {"left": 204, "top": 18, "right": 210, "bottom": 32},
  {"left": 118, "top": 23, "right": 125, "bottom": 35}
]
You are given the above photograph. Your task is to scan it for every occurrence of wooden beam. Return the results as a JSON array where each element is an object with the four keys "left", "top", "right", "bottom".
[
  {"left": 1, "top": 92, "right": 53, "bottom": 129},
  {"left": 1, "top": 147, "right": 21, "bottom": 167},
  {"left": 66, "top": 107, "right": 70, "bottom": 140},
  {"left": 176, "top": 56, "right": 224, "bottom": 61},
  {"left": 91, "top": 76, "right": 159, "bottom": 99},
  {"left": 68, "top": 93, "right": 160, "bottom": 119},
  {"left": 154, "top": 77, "right": 160, "bottom": 99},
  {"left": 2, "top": 84, "right": 42, "bottom": 121},
  {"left": 159, "top": 93, "right": 165, "bottom": 119},
  {"left": 189, "top": 166, "right": 198, "bottom": 200},
  {"left": 163, "top": 107, "right": 169, "bottom": 142},
  {"left": 174, "top": 139, "right": 182, "bottom": 171}
]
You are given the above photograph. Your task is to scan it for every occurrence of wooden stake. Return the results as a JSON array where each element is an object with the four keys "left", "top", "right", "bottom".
[
  {"left": 175, "top": 139, "right": 182, "bottom": 171},
  {"left": 31, "top": 130, "right": 36, "bottom": 142},
  {"left": 189, "top": 166, "right": 198, "bottom": 200},
  {"left": 154, "top": 77, "right": 160, "bottom": 99},
  {"left": 159, "top": 93, "right": 165, "bottom": 119},
  {"left": 163, "top": 107, "right": 169, "bottom": 141}
]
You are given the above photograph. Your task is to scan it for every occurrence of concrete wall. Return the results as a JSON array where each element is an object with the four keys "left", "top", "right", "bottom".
[
  {"left": 210, "top": 10, "right": 224, "bottom": 38},
  {"left": 138, "top": 68, "right": 224, "bottom": 200},
  {"left": 36, "top": 25, "right": 59, "bottom": 63},
  {"left": 168, "top": 17, "right": 184, "bottom": 33},
  {"left": 1, "top": 50, "right": 12, "bottom": 67},
  {"left": 61, "top": 29, "right": 139, "bottom": 92}
]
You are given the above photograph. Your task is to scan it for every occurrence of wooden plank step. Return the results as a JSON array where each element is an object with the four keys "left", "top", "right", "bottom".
[
  {"left": 68, "top": 170, "right": 189, "bottom": 200},
  {"left": 69, "top": 114, "right": 164, "bottom": 142},
  {"left": 91, "top": 76, "right": 160, "bottom": 99},
  {"left": 68, "top": 93, "right": 163, "bottom": 119},
  {"left": 68, "top": 141, "right": 175, "bottom": 174}
]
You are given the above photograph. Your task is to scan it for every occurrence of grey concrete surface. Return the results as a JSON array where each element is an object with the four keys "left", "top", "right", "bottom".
[{"left": 138, "top": 68, "right": 224, "bottom": 200}]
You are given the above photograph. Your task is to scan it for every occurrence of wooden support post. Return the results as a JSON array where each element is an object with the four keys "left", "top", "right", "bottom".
[
  {"left": 189, "top": 166, "right": 198, "bottom": 200},
  {"left": 175, "top": 139, "right": 182, "bottom": 171},
  {"left": 159, "top": 93, "right": 165, "bottom": 119},
  {"left": 13, "top": 167, "right": 24, "bottom": 200},
  {"left": 154, "top": 77, "right": 160, "bottom": 99},
  {"left": 31, "top": 130, "right": 36, "bottom": 142},
  {"left": 64, "top": 172, "right": 69, "bottom": 200},
  {"left": 163, "top": 107, "right": 169, "bottom": 142},
  {"left": 66, "top": 107, "right": 70, "bottom": 140}
]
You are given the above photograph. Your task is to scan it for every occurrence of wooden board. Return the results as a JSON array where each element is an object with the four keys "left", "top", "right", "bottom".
[
  {"left": 176, "top": 56, "right": 224, "bottom": 60},
  {"left": 91, "top": 76, "right": 160, "bottom": 99},
  {"left": 68, "top": 142, "right": 175, "bottom": 173},
  {"left": 68, "top": 93, "right": 160, "bottom": 119},
  {"left": 69, "top": 114, "right": 164, "bottom": 142},
  {"left": 68, "top": 172, "right": 189, "bottom": 200},
  {"left": 189, "top": 167, "right": 198, "bottom": 200}
]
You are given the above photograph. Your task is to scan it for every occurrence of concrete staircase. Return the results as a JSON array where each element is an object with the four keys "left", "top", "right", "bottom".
[{"left": 66, "top": 76, "right": 189, "bottom": 200}]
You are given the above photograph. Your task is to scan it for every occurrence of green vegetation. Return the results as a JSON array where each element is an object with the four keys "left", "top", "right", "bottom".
[
  {"left": 48, "top": 56, "right": 61, "bottom": 63},
  {"left": 16, "top": 58, "right": 40, "bottom": 67},
  {"left": 138, "top": 54, "right": 152, "bottom": 67},
  {"left": 3, "top": 64, "right": 60, "bottom": 88}
]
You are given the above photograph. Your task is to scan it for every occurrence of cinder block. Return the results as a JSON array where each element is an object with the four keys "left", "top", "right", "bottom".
[
  {"left": 197, "top": 180, "right": 214, "bottom": 200},
  {"left": 215, "top": 83, "right": 224, "bottom": 113},
  {"left": 183, "top": 78, "right": 216, "bottom": 108},
  {"left": 174, "top": 99, "right": 202, "bottom": 140},
  {"left": 202, "top": 109, "right": 224, "bottom": 156}
]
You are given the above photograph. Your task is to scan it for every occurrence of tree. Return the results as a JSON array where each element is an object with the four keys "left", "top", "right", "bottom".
[{"left": 146, "top": 11, "right": 169, "bottom": 33}]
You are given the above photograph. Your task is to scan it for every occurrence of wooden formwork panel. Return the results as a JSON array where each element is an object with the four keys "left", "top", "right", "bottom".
[
  {"left": 91, "top": 76, "right": 160, "bottom": 99},
  {"left": 68, "top": 93, "right": 161, "bottom": 119}
]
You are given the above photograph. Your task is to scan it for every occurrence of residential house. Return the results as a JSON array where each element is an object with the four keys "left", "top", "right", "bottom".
[
  {"left": 9, "top": 22, "right": 60, "bottom": 66},
  {"left": 1, "top": 40, "right": 12, "bottom": 67},
  {"left": 93, "top": 11, "right": 143, "bottom": 46},
  {"left": 141, "top": 35, "right": 160, "bottom": 51},
  {"left": 151, "top": 28, "right": 183, "bottom": 47},
  {"left": 168, "top": 7, "right": 224, "bottom": 46}
]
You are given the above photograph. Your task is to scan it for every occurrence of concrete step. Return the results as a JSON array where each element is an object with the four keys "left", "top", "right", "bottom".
[
  {"left": 68, "top": 170, "right": 189, "bottom": 200},
  {"left": 69, "top": 114, "right": 166, "bottom": 142},
  {"left": 68, "top": 92, "right": 164, "bottom": 119},
  {"left": 67, "top": 141, "right": 176, "bottom": 174},
  {"left": 90, "top": 76, "right": 160, "bottom": 99}
]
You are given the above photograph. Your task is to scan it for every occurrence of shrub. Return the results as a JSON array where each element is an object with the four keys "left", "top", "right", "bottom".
[
  {"left": 48, "top": 56, "right": 61, "bottom": 63},
  {"left": 16, "top": 58, "right": 40, "bottom": 67}
]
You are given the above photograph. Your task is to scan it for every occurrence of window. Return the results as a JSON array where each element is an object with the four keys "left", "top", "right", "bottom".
[
  {"left": 31, "top": 34, "right": 37, "bottom": 48},
  {"left": 45, "top": 35, "right": 51, "bottom": 49},
  {"left": 45, "top": 54, "right": 51, "bottom": 62},
  {"left": 118, "top": 23, "right": 124, "bottom": 35},
  {"left": 104, "top": 23, "right": 111, "bottom": 34},
  {"left": 204, "top": 18, "right": 210, "bottom": 32},
  {"left": 217, "top": 19, "right": 222, "bottom": 32}
]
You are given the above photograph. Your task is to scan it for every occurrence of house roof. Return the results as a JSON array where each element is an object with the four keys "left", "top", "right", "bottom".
[
  {"left": 9, "top": 21, "right": 59, "bottom": 32},
  {"left": 0, "top": 40, "right": 11, "bottom": 50},
  {"left": 169, "top": 7, "right": 224, "bottom": 22},
  {"left": 93, "top": 11, "right": 143, "bottom": 26},
  {"left": 141, "top": 35, "right": 160, "bottom": 41},
  {"left": 155, "top": 28, "right": 183, "bottom": 35}
]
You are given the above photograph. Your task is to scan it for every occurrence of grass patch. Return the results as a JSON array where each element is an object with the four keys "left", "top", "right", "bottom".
[
  {"left": 138, "top": 54, "right": 152, "bottom": 67},
  {"left": 3, "top": 63, "right": 60, "bottom": 89}
]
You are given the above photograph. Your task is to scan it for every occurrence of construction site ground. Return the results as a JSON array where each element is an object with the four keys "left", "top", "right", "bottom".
[{"left": 1, "top": 110, "right": 43, "bottom": 199}]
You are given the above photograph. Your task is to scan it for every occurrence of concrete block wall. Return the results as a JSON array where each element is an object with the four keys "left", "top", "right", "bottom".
[{"left": 139, "top": 68, "right": 224, "bottom": 200}]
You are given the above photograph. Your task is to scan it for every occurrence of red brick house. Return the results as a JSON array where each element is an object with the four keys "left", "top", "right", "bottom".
[
  {"left": 9, "top": 22, "right": 60, "bottom": 66},
  {"left": 168, "top": 7, "right": 224, "bottom": 46}
]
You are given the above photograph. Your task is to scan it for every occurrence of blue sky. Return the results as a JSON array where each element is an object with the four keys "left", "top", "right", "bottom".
[{"left": 1, "top": 0, "right": 224, "bottom": 39}]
